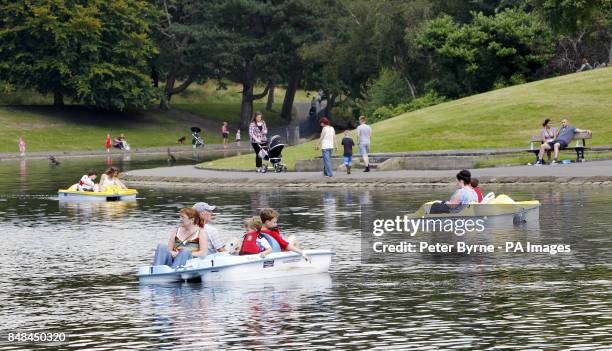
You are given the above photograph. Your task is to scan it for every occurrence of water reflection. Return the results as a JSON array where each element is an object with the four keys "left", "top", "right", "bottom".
[{"left": 0, "top": 158, "right": 610, "bottom": 350}]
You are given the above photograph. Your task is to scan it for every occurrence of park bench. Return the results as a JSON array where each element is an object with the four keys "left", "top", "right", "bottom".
[{"left": 527, "top": 131, "right": 592, "bottom": 163}]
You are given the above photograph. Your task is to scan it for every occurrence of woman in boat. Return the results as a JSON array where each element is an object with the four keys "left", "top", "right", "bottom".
[
  {"left": 152, "top": 208, "right": 210, "bottom": 268},
  {"left": 99, "top": 167, "right": 127, "bottom": 192},
  {"left": 430, "top": 170, "right": 478, "bottom": 214}
]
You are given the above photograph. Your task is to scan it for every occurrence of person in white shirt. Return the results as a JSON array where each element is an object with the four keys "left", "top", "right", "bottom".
[
  {"left": 315, "top": 117, "right": 338, "bottom": 177},
  {"left": 77, "top": 170, "right": 99, "bottom": 192},
  {"left": 193, "top": 202, "right": 226, "bottom": 255},
  {"left": 356, "top": 115, "right": 372, "bottom": 172}
]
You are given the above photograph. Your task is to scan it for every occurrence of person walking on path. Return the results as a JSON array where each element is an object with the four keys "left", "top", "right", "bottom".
[
  {"left": 341, "top": 130, "right": 355, "bottom": 174},
  {"left": 18, "top": 137, "right": 26, "bottom": 156},
  {"left": 357, "top": 116, "right": 372, "bottom": 172},
  {"left": 236, "top": 129, "right": 241, "bottom": 147},
  {"left": 249, "top": 112, "right": 268, "bottom": 172},
  {"left": 222, "top": 122, "right": 229, "bottom": 148},
  {"left": 315, "top": 117, "right": 338, "bottom": 177},
  {"left": 105, "top": 134, "right": 111, "bottom": 153}
]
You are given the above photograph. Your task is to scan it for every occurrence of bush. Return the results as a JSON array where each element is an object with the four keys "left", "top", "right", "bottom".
[
  {"left": 370, "top": 92, "right": 447, "bottom": 122},
  {"left": 363, "top": 68, "right": 412, "bottom": 116}
]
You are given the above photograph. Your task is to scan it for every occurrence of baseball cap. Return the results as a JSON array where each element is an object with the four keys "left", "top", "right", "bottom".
[{"left": 193, "top": 202, "right": 216, "bottom": 212}]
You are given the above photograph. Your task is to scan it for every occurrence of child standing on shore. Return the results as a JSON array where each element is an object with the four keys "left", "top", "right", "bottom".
[
  {"left": 18, "top": 137, "right": 26, "bottom": 156},
  {"left": 341, "top": 130, "right": 355, "bottom": 174},
  {"left": 236, "top": 129, "right": 241, "bottom": 146}
]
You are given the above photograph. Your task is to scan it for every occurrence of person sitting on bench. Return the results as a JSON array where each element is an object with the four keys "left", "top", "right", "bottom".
[{"left": 535, "top": 119, "right": 591, "bottom": 165}]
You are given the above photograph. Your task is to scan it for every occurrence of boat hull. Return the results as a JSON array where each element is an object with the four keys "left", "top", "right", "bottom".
[
  {"left": 138, "top": 249, "right": 334, "bottom": 284},
  {"left": 57, "top": 189, "right": 138, "bottom": 202}
]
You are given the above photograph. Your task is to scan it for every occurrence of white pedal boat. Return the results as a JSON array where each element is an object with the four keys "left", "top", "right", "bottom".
[
  {"left": 57, "top": 188, "right": 138, "bottom": 202},
  {"left": 138, "top": 249, "right": 335, "bottom": 284}
]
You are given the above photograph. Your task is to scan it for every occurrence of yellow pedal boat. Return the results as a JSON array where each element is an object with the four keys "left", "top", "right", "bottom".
[
  {"left": 406, "top": 194, "right": 540, "bottom": 223},
  {"left": 58, "top": 184, "right": 138, "bottom": 202}
]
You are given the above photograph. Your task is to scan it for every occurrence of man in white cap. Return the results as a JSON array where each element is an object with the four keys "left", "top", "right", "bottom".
[{"left": 193, "top": 202, "right": 225, "bottom": 254}]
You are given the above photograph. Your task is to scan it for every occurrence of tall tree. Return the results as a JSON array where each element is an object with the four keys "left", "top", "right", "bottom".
[
  {"left": 152, "top": 0, "right": 215, "bottom": 109},
  {"left": 0, "top": 0, "right": 158, "bottom": 110}
]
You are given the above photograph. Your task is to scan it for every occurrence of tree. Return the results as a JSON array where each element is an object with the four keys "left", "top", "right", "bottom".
[
  {"left": 0, "top": 0, "right": 158, "bottom": 110},
  {"left": 152, "top": 0, "right": 215, "bottom": 109},
  {"left": 417, "top": 9, "right": 552, "bottom": 97}
]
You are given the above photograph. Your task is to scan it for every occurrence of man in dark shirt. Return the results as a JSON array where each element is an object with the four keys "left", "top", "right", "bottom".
[
  {"left": 536, "top": 119, "right": 591, "bottom": 165},
  {"left": 341, "top": 130, "right": 355, "bottom": 174}
]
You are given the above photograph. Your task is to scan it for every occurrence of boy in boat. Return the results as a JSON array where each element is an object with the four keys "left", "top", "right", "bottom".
[
  {"left": 259, "top": 208, "right": 310, "bottom": 262},
  {"left": 77, "top": 170, "right": 99, "bottom": 192},
  {"left": 239, "top": 217, "right": 272, "bottom": 258}
]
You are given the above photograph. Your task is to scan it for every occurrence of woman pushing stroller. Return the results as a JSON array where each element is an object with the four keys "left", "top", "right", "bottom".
[{"left": 249, "top": 111, "right": 268, "bottom": 173}]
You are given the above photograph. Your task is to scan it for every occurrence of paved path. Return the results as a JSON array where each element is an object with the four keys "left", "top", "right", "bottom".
[{"left": 123, "top": 160, "right": 612, "bottom": 188}]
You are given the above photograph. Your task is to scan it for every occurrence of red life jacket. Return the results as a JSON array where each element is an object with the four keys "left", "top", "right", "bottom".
[{"left": 239, "top": 231, "right": 262, "bottom": 255}]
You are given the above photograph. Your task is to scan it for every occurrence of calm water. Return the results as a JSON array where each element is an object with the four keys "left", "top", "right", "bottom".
[{"left": 0, "top": 157, "right": 610, "bottom": 350}]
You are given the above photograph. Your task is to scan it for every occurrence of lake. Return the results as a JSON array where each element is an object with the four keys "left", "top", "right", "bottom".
[{"left": 0, "top": 156, "right": 610, "bottom": 350}]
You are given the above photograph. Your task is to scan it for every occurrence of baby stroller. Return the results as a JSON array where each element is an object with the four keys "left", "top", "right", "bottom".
[
  {"left": 258, "top": 135, "right": 288, "bottom": 173},
  {"left": 191, "top": 127, "right": 204, "bottom": 148}
]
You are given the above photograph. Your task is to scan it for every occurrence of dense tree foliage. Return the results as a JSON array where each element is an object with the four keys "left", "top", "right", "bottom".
[
  {"left": 0, "top": 0, "right": 609, "bottom": 118},
  {"left": 0, "top": 0, "right": 158, "bottom": 110}
]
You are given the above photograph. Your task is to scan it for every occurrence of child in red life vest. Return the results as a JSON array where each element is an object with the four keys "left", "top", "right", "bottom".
[
  {"left": 259, "top": 208, "right": 311, "bottom": 262},
  {"left": 471, "top": 178, "right": 483, "bottom": 203},
  {"left": 239, "top": 217, "right": 272, "bottom": 258}
]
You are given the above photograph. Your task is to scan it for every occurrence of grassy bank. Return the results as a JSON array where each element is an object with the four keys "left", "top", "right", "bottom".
[
  {"left": 200, "top": 67, "right": 612, "bottom": 170},
  {"left": 0, "top": 81, "right": 311, "bottom": 153}
]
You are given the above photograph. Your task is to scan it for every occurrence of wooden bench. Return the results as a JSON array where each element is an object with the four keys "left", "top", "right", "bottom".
[{"left": 526, "top": 131, "right": 592, "bottom": 163}]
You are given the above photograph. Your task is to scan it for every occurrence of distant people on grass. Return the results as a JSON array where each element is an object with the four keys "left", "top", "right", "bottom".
[
  {"left": 222, "top": 122, "right": 229, "bottom": 148},
  {"left": 315, "top": 117, "right": 338, "bottom": 177},
  {"left": 357, "top": 116, "right": 372, "bottom": 172},
  {"left": 18, "top": 136, "right": 26, "bottom": 156},
  {"left": 235, "top": 129, "right": 241, "bottom": 147},
  {"left": 341, "top": 130, "right": 355, "bottom": 174},
  {"left": 430, "top": 170, "right": 478, "bottom": 214},
  {"left": 535, "top": 119, "right": 591, "bottom": 165},
  {"left": 249, "top": 111, "right": 268, "bottom": 172},
  {"left": 105, "top": 134, "right": 111, "bottom": 152},
  {"left": 113, "top": 133, "right": 130, "bottom": 151},
  {"left": 577, "top": 58, "right": 593, "bottom": 72}
]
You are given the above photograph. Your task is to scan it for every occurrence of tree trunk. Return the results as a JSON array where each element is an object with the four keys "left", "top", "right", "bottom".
[
  {"left": 265, "top": 80, "right": 275, "bottom": 111},
  {"left": 53, "top": 91, "right": 64, "bottom": 107},
  {"left": 324, "top": 93, "right": 337, "bottom": 119},
  {"left": 240, "top": 81, "right": 254, "bottom": 132},
  {"left": 281, "top": 73, "right": 299, "bottom": 122}
]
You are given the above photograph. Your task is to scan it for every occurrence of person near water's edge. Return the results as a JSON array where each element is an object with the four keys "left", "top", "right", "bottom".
[
  {"left": 357, "top": 116, "right": 372, "bottom": 172},
  {"left": 315, "top": 117, "right": 338, "bottom": 177},
  {"left": 248, "top": 112, "right": 268, "bottom": 172},
  {"left": 341, "top": 130, "right": 355, "bottom": 174}
]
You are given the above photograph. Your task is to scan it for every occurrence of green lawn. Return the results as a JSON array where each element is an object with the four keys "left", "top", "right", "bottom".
[
  {"left": 200, "top": 67, "right": 612, "bottom": 170},
  {"left": 0, "top": 106, "right": 223, "bottom": 152},
  {"left": 0, "top": 80, "right": 312, "bottom": 153}
]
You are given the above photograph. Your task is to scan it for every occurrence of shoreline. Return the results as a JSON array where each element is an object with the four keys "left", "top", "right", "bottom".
[
  {"left": 0, "top": 144, "right": 252, "bottom": 162},
  {"left": 122, "top": 160, "right": 612, "bottom": 188}
]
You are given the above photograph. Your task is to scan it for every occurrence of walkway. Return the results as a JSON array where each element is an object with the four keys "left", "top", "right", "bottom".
[{"left": 123, "top": 160, "right": 612, "bottom": 188}]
